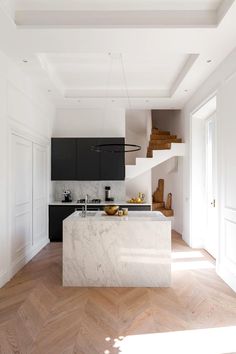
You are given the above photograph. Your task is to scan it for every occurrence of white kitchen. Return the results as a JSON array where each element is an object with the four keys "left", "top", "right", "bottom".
[{"left": 1, "top": 1, "right": 236, "bottom": 353}]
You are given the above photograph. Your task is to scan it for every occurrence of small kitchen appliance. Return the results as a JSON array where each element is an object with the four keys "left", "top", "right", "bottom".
[
  {"left": 62, "top": 190, "right": 72, "bottom": 203},
  {"left": 105, "top": 186, "right": 114, "bottom": 202}
]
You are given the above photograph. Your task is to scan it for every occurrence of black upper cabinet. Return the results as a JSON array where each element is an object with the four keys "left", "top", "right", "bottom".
[
  {"left": 51, "top": 138, "right": 77, "bottom": 180},
  {"left": 76, "top": 138, "right": 100, "bottom": 180},
  {"left": 51, "top": 137, "right": 125, "bottom": 181},
  {"left": 99, "top": 138, "right": 125, "bottom": 180}
]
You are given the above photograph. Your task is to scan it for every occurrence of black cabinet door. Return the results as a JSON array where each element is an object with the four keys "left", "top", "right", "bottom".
[
  {"left": 51, "top": 137, "right": 125, "bottom": 181},
  {"left": 99, "top": 138, "right": 125, "bottom": 180},
  {"left": 76, "top": 138, "right": 100, "bottom": 180},
  {"left": 119, "top": 205, "right": 151, "bottom": 211},
  {"left": 49, "top": 206, "right": 78, "bottom": 242},
  {"left": 51, "top": 138, "right": 77, "bottom": 180}
]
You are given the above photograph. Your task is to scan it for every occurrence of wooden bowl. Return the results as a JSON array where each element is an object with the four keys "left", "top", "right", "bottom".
[{"left": 104, "top": 205, "right": 119, "bottom": 215}]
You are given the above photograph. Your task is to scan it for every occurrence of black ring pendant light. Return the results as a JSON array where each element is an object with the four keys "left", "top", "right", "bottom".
[{"left": 91, "top": 143, "right": 141, "bottom": 153}]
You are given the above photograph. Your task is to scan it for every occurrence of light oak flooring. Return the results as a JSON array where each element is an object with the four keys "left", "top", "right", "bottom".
[{"left": 0, "top": 232, "right": 236, "bottom": 354}]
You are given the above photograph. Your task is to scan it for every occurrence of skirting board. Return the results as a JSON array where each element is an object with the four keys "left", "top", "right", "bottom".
[
  {"left": 0, "top": 270, "right": 9, "bottom": 288},
  {"left": 0, "top": 237, "right": 49, "bottom": 288}
]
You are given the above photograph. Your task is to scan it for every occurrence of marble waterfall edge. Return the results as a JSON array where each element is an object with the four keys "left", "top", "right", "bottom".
[{"left": 63, "top": 212, "right": 171, "bottom": 287}]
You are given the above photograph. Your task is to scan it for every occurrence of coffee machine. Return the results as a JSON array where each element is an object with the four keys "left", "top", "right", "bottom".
[{"left": 62, "top": 190, "right": 72, "bottom": 203}]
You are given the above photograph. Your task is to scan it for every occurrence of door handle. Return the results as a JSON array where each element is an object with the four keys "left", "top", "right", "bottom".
[{"left": 211, "top": 199, "right": 216, "bottom": 208}]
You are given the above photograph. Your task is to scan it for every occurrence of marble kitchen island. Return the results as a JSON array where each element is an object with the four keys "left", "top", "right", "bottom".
[{"left": 63, "top": 211, "right": 171, "bottom": 287}]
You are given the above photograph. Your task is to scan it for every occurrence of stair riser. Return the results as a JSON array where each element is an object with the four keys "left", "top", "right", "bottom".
[
  {"left": 150, "top": 135, "right": 177, "bottom": 140},
  {"left": 149, "top": 139, "right": 182, "bottom": 146},
  {"left": 148, "top": 144, "right": 171, "bottom": 150},
  {"left": 152, "top": 129, "right": 170, "bottom": 135}
]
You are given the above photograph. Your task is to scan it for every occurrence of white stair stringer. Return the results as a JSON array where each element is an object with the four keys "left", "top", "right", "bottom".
[{"left": 125, "top": 143, "right": 185, "bottom": 180}]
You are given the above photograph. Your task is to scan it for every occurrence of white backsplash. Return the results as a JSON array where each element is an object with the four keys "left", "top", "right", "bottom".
[{"left": 52, "top": 181, "right": 126, "bottom": 202}]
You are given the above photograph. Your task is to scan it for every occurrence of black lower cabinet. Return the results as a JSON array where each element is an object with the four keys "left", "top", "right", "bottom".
[
  {"left": 118, "top": 205, "right": 151, "bottom": 211},
  {"left": 49, "top": 206, "right": 77, "bottom": 242},
  {"left": 49, "top": 204, "right": 151, "bottom": 242}
]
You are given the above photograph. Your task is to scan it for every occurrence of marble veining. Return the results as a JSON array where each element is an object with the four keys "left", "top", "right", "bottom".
[
  {"left": 52, "top": 180, "right": 125, "bottom": 202},
  {"left": 63, "top": 211, "right": 171, "bottom": 287}
]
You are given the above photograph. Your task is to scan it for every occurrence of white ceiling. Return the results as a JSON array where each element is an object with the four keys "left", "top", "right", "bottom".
[
  {"left": 13, "top": 0, "right": 231, "bottom": 28},
  {"left": 15, "top": 0, "right": 223, "bottom": 11},
  {"left": 0, "top": 0, "right": 236, "bottom": 110}
]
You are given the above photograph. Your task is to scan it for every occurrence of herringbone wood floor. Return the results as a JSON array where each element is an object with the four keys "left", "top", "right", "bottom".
[{"left": 0, "top": 232, "right": 236, "bottom": 354}]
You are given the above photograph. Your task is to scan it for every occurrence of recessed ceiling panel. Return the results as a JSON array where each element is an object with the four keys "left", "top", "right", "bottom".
[{"left": 39, "top": 52, "right": 190, "bottom": 98}]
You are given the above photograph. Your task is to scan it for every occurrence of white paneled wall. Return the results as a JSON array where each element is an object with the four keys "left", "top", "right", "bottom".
[
  {"left": 0, "top": 50, "right": 55, "bottom": 287},
  {"left": 181, "top": 47, "right": 236, "bottom": 291},
  {"left": 10, "top": 136, "right": 49, "bottom": 276},
  {"left": 0, "top": 51, "right": 9, "bottom": 286},
  {"left": 33, "top": 143, "right": 48, "bottom": 246},
  {"left": 11, "top": 135, "right": 33, "bottom": 273}
]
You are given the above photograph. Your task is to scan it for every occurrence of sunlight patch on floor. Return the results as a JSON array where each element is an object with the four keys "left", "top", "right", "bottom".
[
  {"left": 171, "top": 251, "right": 204, "bottom": 259},
  {"left": 112, "top": 326, "right": 236, "bottom": 354},
  {"left": 172, "top": 260, "right": 215, "bottom": 270}
]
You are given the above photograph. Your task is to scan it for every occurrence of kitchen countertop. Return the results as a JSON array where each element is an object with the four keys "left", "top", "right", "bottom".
[
  {"left": 65, "top": 210, "right": 167, "bottom": 222},
  {"left": 49, "top": 201, "right": 152, "bottom": 206}
]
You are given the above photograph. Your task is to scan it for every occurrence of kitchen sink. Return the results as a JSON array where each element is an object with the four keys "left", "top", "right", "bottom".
[{"left": 78, "top": 211, "right": 97, "bottom": 217}]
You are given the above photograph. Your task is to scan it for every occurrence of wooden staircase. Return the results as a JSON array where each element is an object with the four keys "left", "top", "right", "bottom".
[{"left": 147, "top": 127, "right": 182, "bottom": 158}]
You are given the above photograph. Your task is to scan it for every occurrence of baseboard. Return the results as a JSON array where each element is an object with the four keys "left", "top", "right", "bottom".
[
  {"left": 217, "top": 264, "right": 236, "bottom": 293},
  {"left": 8, "top": 237, "right": 50, "bottom": 285},
  {"left": 0, "top": 270, "right": 10, "bottom": 288}
]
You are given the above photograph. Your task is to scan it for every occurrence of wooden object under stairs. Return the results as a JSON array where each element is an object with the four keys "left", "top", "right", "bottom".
[
  {"left": 147, "top": 127, "right": 182, "bottom": 158},
  {"left": 152, "top": 179, "right": 174, "bottom": 217}
]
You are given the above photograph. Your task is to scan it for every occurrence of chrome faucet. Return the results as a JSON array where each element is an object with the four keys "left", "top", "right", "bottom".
[{"left": 81, "top": 194, "right": 89, "bottom": 217}]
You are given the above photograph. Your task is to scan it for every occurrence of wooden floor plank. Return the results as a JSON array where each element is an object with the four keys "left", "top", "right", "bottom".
[{"left": 0, "top": 231, "right": 236, "bottom": 354}]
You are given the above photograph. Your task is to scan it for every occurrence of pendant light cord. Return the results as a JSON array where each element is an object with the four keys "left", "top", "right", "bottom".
[{"left": 120, "top": 54, "right": 132, "bottom": 109}]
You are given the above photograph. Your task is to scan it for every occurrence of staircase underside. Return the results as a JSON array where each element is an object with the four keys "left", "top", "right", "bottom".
[{"left": 126, "top": 143, "right": 185, "bottom": 180}]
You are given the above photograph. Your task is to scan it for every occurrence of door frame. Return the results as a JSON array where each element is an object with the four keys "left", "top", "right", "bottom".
[
  {"left": 204, "top": 113, "right": 219, "bottom": 258},
  {"left": 189, "top": 94, "right": 218, "bottom": 252}
]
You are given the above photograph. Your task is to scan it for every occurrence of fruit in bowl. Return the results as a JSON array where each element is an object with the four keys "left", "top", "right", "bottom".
[
  {"left": 127, "top": 198, "right": 141, "bottom": 204},
  {"left": 104, "top": 205, "right": 119, "bottom": 215}
]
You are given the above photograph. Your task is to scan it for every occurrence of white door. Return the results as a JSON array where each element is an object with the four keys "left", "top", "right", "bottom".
[
  {"left": 11, "top": 135, "right": 33, "bottom": 263},
  {"left": 217, "top": 74, "right": 236, "bottom": 292},
  {"left": 33, "top": 143, "right": 48, "bottom": 245},
  {"left": 205, "top": 115, "right": 218, "bottom": 258}
]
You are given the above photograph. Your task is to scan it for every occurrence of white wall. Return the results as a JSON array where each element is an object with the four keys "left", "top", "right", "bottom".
[
  {"left": 53, "top": 108, "right": 125, "bottom": 137},
  {"left": 125, "top": 110, "right": 152, "bottom": 203},
  {"left": 125, "top": 171, "right": 152, "bottom": 203},
  {"left": 0, "top": 50, "right": 55, "bottom": 287},
  {"left": 152, "top": 110, "right": 183, "bottom": 137},
  {"left": 182, "top": 47, "right": 236, "bottom": 291},
  {"left": 0, "top": 51, "right": 8, "bottom": 287},
  {"left": 125, "top": 110, "right": 152, "bottom": 165}
]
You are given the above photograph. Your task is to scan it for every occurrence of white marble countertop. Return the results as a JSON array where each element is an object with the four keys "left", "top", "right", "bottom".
[
  {"left": 49, "top": 201, "right": 152, "bottom": 206},
  {"left": 63, "top": 210, "right": 171, "bottom": 287},
  {"left": 64, "top": 210, "right": 167, "bottom": 222}
]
